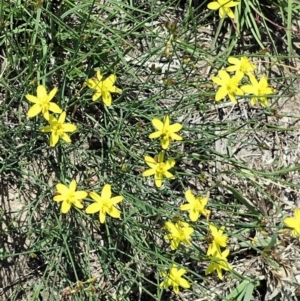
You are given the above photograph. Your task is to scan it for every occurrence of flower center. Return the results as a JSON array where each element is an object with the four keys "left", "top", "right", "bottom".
[
  {"left": 66, "top": 192, "right": 76, "bottom": 203},
  {"left": 156, "top": 162, "right": 166, "bottom": 173},
  {"left": 52, "top": 122, "right": 64, "bottom": 135}
]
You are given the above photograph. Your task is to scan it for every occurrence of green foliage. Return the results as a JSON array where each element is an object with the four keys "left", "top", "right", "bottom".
[{"left": 0, "top": 0, "right": 299, "bottom": 300}]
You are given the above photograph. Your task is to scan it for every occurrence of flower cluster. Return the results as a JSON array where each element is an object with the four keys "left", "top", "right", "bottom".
[
  {"left": 25, "top": 72, "right": 123, "bottom": 222},
  {"left": 25, "top": 85, "right": 77, "bottom": 147},
  {"left": 143, "top": 115, "right": 182, "bottom": 188},
  {"left": 212, "top": 56, "right": 275, "bottom": 107},
  {"left": 53, "top": 180, "right": 123, "bottom": 224},
  {"left": 205, "top": 224, "right": 232, "bottom": 280}
]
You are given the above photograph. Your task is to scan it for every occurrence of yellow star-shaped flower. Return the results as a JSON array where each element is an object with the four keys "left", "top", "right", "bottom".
[
  {"left": 205, "top": 249, "right": 233, "bottom": 280},
  {"left": 164, "top": 221, "right": 194, "bottom": 250},
  {"left": 241, "top": 75, "right": 274, "bottom": 107},
  {"left": 180, "top": 189, "right": 210, "bottom": 222},
  {"left": 53, "top": 180, "right": 87, "bottom": 214},
  {"left": 226, "top": 56, "right": 256, "bottom": 77},
  {"left": 40, "top": 111, "right": 77, "bottom": 147},
  {"left": 149, "top": 115, "right": 183, "bottom": 149},
  {"left": 160, "top": 264, "right": 190, "bottom": 294},
  {"left": 212, "top": 70, "right": 244, "bottom": 104},
  {"left": 25, "top": 85, "right": 62, "bottom": 120},
  {"left": 142, "top": 152, "right": 175, "bottom": 188},
  {"left": 85, "top": 71, "right": 122, "bottom": 106},
  {"left": 86, "top": 184, "right": 123, "bottom": 224}
]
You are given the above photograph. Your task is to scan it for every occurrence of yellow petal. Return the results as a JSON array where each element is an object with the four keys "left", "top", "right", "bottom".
[
  {"left": 185, "top": 189, "right": 196, "bottom": 205},
  {"left": 108, "top": 206, "right": 120, "bottom": 219},
  {"left": 40, "top": 126, "right": 52, "bottom": 133},
  {"left": 48, "top": 87, "right": 58, "bottom": 101},
  {"left": 161, "top": 137, "right": 170, "bottom": 150},
  {"left": 169, "top": 123, "right": 182, "bottom": 133},
  {"left": 69, "top": 180, "right": 77, "bottom": 193},
  {"left": 73, "top": 200, "right": 83, "bottom": 209},
  {"left": 149, "top": 131, "right": 162, "bottom": 139},
  {"left": 27, "top": 104, "right": 41, "bottom": 118},
  {"left": 102, "top": 91, "right": 112, "bottom": 106},
  {"left": 75, "top": 191, "right": 88, "bottom": 199},
  {"left": 103, "top": 74, "right": 116, "bottom": 89},
  {"left": 50, "top": 132, "right": 59, "bottom": 147},
  {"left": 53, "top": 195, "right": 65, "bottom": 202},
  {"left": 61, "top": 133, "right": 71, "bottom": 143},
  {"left": 36, "top": 85, "right": 47, "bottom": 98},
  {"left": 152, "top": 118, "right": 163, "bottom": 131},
  {"left": 62, "top": 124, "right": 77, "bottom": 132},
  {"left": 207, "top": 1, "right": 220, "bottom": 10},
  {"left": 49, "top": 102, "right": 62, "bottom": 114},
  {"left": 101, "top": 184, "right": 112, "bottom": 199},
  {"left": 85, "top": 78, "right": 97, "bottom": 89},
  {"left": 110, "top": 196, "right": 123, "bottom": 204},
  {"left": 99, "top": 211, "right": 106, "bottom": 223},
  {"left": 96, "top": 71, "right": 103, "bottom": 81},
  {"left": 89, "top": 191, "right": 102, "bottom": 203},
  {"left": 61, "top": 201, "right": 71, "bottom": 214},
  {"left": 56, "top": 183, "right": 68, "bottom": 194},
  {"left": 142, "top": 169, "right": 156, "bottom": 177},
  {"left": 86, "top": 203, "right": 100, "bottom": 214},
  {"left": 25, "top": 94, "right": 38, "bottom": 103},
  {"left": 92, "top": 91, "right": 102, "bottom": 101},
  {"left": 58, "top": 111, "right": 66, "bottom": 123},
  {"left": 180, "top": 203, "right": 192, "bottom": 211}
]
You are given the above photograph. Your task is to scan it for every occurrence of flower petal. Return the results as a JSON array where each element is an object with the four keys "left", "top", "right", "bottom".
[
  {"left": 143, "top": 169, "right": 156, "bottom": 177},
  {"left": 69, "top": 180, "right": 77, "bottom": 193},
  {"left": 102, "top": 91, "right": 112, "bottom": 106},
  {"left": 86, "top": 203, "right": 100, "bottom": 214},
  {"left": 48, "top": 87, "right": 58, "bottom": 101},
  {"left": 56, "top": 183, "right": 69, "bottom": 194},
  {"left": 101, "top": 184, "right": 112, "bottom": 199},
  {"left": 49, "top": 102, "right": 62, "bottom": 114},
  {"left": 151, "top": 118, "right": 163, "bottom": 131},
  {"left": 50, "top": 132, "right": 59, "bottom": 147},
  {"left": 62, "top": 124, "right": 77, "bottom": 132},
  {"left": 36, "top": 85, "right": 47, "bottom": 98},
  {"left": 207, "top": 2, "right": 220, "bottom": 10},
  {"left": 61, "top": 201, "right": 71, "bottom": 214},
  {"left": 25, "top": 94, "right": 39, "bottom": 104},
  {"left": 108, "top": 206, "right": 120, "bottom": 219},
  {"left": 75, "top": 191, "right": 88, "bottom": 199},
  {"left": 27, "top": 104, "right": 41, "bottom": 118}
]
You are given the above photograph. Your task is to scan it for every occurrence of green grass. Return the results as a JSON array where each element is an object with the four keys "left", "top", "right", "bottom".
[{"left": 1, "top": 0, "right": 300, "bottom": 300}]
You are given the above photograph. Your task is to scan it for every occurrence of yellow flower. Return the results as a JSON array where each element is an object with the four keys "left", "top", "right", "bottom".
[
  {"left": 142, "top": 152, "right": 175, "bottom": 188},
  {"left": 226, "top": 56, "right": 256, "bottom": 77},
  {"left": 207, "top": 224, "right": 228, "bottom": 255},
  {"left": 85, "top": 71, "right": 122, "bottom": 106},
  {"left": 164, "top": 221, "right": 194, "bottom": 250},
  {"left": 205, "top": 249, "right": 232, "bottom": 280},
  {"left": 53, "top": 180, "right": 87, "bottom": 214},
  {"left": 207, "top": 0, "right": 239, "bottom": 19},
  {"left": 40, "top": 112, "right": 77, "bottom": 147},
  {"left": 212, "top": 70, "right": 243, "bottom": 104},
  {"left": 284, "top": 208, "right": 300, "bottom": 239},
  {"left": 149, "top": 115, "right": 183, "bottom": 149},
  {"left": 160, "top": 264, "right": 190, "bottom": 294},
  {"left": 25, "top": 85, "right": 62, "bottom": 120},
  {"left": 241, "top": 75, "right": 274, "bottom": 107},
  {"left": 180, "top": 189, "right": 210, "bottom": 222},
  {"left": 86, "top": 184, "right": 123, "bottom": 224}
]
